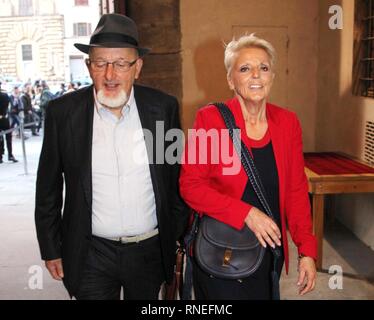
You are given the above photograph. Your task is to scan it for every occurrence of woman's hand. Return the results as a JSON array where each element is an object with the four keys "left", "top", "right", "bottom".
[
  {"left": 244, "top": 207, "right": 281, "bottom": 248},
  {"left": 297, "top": 256, "right": 316, "bottom": 295}
]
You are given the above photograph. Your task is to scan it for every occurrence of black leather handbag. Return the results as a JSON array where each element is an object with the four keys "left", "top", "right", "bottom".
[
  {"left": 183, "top": 102, "right": 281, "bottom": 299},
  {"left": 194, "top": 214, "right": 265, "bottom": 280}
]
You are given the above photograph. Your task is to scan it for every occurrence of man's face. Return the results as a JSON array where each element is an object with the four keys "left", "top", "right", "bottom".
[{"left": 87, "top": 47, "right": 143, "bottom": 108}]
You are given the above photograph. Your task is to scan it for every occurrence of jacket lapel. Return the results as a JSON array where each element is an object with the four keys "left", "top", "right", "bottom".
[
  {"left": 68, "top": 85, "right": 164, "bottom": 217},
  {"left": 134, "top": 86, "right": 164, "bottom": 215},
  {"left": 69, "top": 86, "right": 94, "bottom": 212}
]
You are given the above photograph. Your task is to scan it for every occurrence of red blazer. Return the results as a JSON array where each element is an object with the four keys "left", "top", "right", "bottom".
[{"left": 179, "top": 97, "right": 317, "bottom": 273}]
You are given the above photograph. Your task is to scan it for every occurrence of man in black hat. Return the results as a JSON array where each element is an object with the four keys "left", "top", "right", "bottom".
[
  {"left": 0, "top": 81, "right": 18, "bottom": 163},
  {"left": 35, "top": 13, "right": 188, "bottom": 300}
]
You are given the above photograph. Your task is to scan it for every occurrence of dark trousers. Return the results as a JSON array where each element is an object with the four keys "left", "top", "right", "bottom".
[
  {"left": 24, "top": 112, "right": 37, "bottom": 134},
  {"left": 193, "top": 248, "right": 284, "bottom": 300},
  {"left": 74, "top": 235, "right": 166, "bottom": 300},
  {"left": 9, "top": 114, "right": 20, "bottom": 129},
  {"left": 0, "top": 119, "right": 12, "bottom": 156}
]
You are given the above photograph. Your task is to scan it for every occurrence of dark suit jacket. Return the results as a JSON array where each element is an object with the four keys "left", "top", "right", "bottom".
[
  {"left": 35, "top": 84, "right": 189, "bottom": 296},
  {"left": 0, "top": 92, "right": 10, "bottom": 117},
  {"left": 9, "top": 95, "right": 22, "bottom": 115}
]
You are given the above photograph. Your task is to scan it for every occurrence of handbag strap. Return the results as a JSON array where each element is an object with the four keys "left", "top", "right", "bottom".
[
  {"left": 212, "top": 102, "right": 281, "bottom": 259},
  {"left": 182, "top": 211, "right": 199, "bottom": 300}
]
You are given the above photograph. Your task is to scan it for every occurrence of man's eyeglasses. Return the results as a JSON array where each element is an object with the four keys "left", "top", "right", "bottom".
[{"left": 86, "top": 58, "right": 138, "bottom": 72}]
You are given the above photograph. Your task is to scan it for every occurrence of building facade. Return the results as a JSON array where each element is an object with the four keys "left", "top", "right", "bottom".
[
  {"left": 0, "top": 0, "right": 64, "bottom": 83},
  {"left": 0, "top": 0, "right": 100, "bottom": 84},
  {"left": 56, "top": 0, "right": 100, "bottom": 83}
]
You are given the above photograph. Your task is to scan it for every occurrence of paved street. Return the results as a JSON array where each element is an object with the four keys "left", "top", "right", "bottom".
[{"left": 0, "top": 132, "right": 68, "bottom": 299}]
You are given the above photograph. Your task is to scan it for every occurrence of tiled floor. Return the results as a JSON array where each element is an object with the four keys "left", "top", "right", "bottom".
[{"left": 280, "top": 222, "right": 374, "bottom": 300}]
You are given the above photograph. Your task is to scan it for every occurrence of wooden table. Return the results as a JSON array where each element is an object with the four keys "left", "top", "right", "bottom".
[{"left": 304, "top": 152, "right": 374, "bottom": 270}]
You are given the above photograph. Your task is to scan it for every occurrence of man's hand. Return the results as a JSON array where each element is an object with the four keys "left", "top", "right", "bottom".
[
  {"left": 45, "top": 258, "right": 64, "bottom": 281},
  {"left": 297, "top": 256, "right": 316, "bottom": 295},
  {"left": 244, "top": 207, "right": 282, "bottom": 249}
]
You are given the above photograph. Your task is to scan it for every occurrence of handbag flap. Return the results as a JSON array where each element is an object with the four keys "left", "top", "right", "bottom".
[{"left": 200, "top": 215, "right": 259, "bottom": 249}]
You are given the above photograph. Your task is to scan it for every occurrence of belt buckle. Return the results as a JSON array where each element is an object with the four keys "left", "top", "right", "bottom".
[
  {"left": 119, "top": 235, "right": 138, "bottom": 244},
  {"left": 118, "top": 229, "right": 158, "bottom": 244}
]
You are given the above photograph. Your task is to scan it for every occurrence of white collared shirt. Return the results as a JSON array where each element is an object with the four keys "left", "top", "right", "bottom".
[{"left": 91, "top": 87, "right": 157, "bottom": 237}]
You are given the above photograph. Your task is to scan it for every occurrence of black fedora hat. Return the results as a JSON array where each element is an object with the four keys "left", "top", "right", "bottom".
[{"left": 74, "top": 13, "right": 150, "bottom": 56}]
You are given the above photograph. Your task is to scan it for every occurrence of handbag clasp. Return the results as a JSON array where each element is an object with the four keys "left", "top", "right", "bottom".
[{"left": 222, "top": 248, "right": 232, "bottom": 267}]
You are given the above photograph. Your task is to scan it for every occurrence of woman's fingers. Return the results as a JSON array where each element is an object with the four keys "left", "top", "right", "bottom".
[
  {"left": 270, "top": 222, "right": 282, "bottom": 239},
  {"left": 297, "top": 269, "right": 305, "bottom": 285},
  {"left": 246, "top": 208, "right": 282, "bottom": 248},
  {"left": 258, "top": 218, "right": 281, "bottom": 248},
  {"left": 261, "top": 232, "right": 276, "bottom": 248},
  {"left": 255, "top": 232, "right": 268, "bottom": 248},
  {"left": 266, "top": 225, "right": 282, "bottom": 247},
  {"left": 298, "top": 257, "right": 317, "bottom": 295},
  {"left": 300, "top": 275, "right": 314, "bottom": 295},
  {"left": 262, "top": 232, "right": 280, "bottom": 248}
]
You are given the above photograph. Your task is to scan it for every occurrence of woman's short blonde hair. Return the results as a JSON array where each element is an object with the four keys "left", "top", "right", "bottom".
[{"left": 224, "top": 33, "right": 276, "bottom": 74}]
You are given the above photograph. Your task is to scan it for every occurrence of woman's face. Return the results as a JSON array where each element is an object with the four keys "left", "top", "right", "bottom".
[{"left": 227, "top": 47, "right": 274, "bottom": 104}]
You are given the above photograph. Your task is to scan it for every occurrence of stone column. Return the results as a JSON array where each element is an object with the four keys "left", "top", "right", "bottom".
[{"left": 126, "top": 0, "right": 182, "bottom": 105}]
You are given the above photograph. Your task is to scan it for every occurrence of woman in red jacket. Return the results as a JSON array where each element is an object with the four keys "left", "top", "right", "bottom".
[{"left": 179, "top": 34, "right": 317, "bottom": 299}]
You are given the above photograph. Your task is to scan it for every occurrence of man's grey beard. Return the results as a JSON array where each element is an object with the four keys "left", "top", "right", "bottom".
[{"left": 97, "top": 89, "right": 128, "bottom": 109}]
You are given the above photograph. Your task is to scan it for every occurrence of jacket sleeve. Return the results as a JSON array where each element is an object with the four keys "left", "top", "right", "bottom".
[
  {"left": 179, "top": 108, "right": 252, "bottom": 230},
  {"left": 285, "top": 114, "right": 317, "bottom": 260},
  {"left": 168, "top": 97, "right": 190, "bottom": 240},
  {"left": 34, "top": 101, "right": 63, "bottom": 260}
]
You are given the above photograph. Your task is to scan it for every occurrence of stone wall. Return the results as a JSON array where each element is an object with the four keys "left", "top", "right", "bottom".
[
  {"left": 0, "top": 15, "right": 64, "bottom": 83},
  {"left": 126, "top": 0, "right": 182, "bottom": 105}
]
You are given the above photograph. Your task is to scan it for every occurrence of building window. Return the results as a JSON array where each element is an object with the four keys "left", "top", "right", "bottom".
[
  {"left": 73, "top": 23, "right": 92, "bottom": 37},
  {"left": 22, "top": 44, "right": 33, "bottom": 61},
  {"left": 18, "top": 42, "right": 36, "bottom": 81},
  {"left": 19, "top": 0, "right": 33, "bottom": 16},
  {"left": 353, "top": 0, "right": 374, "bottom": 98},
  {"left": 75, "top": 0, "right": 88, "bottom": 6}
]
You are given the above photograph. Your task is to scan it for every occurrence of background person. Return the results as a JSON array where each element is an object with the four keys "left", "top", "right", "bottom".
[{"left": 0, "top": 81, "right": 18, "bottom": 163}]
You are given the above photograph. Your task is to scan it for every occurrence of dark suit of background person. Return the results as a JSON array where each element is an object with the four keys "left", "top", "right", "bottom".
[
  {"left": 35, "top": 14, "right": 188, "bottom": 299},
  {"left": 0, "top": 82, "right": 18, "bottom": 163},
  {"left": 9, "top": 87, "right": 22, "bottom": 131},
  {"left": 21, "top": 85, "right": 38, "bottom": 136}
]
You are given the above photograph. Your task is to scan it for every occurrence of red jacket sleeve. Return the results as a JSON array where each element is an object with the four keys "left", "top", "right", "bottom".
[
  {"left": 285, "top": 114, "right": 318, "bottom": 259},
  {"left": 179, "top": 107, "right": 252, "bottom": 230}
]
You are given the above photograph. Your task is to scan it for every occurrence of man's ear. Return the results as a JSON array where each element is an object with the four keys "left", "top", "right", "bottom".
[
  {"left": 85, "top": 59, "right": 93, "bottom": 77},
  {"left": 134, "top": 58, "right": 143, "bottom": 80}
]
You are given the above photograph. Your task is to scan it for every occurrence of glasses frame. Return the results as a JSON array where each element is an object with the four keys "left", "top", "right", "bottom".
[{"left": 86, "top": 58, "right": 138, "bottom": 72}]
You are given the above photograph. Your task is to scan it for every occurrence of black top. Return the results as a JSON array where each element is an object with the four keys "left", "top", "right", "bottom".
[{"left": 241, "top": 141, "right": 281, "bottom": 229}]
